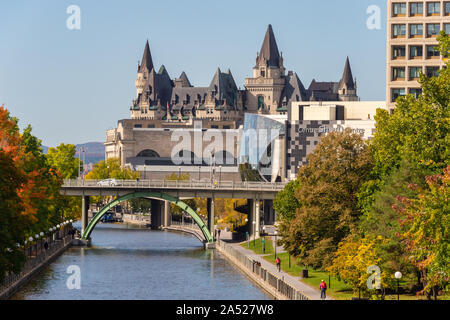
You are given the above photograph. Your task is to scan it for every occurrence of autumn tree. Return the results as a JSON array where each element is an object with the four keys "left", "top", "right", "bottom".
[
  {"left": 280, "top": 129, "right": 373, "bottom": 269},
  {"left": 327, "top": 236, "right": 392, "bottom": 298}
]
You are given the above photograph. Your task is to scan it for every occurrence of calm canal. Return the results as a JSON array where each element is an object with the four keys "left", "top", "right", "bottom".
[{"left": 11, "top": 223, "right": 270, "bottom": 300}]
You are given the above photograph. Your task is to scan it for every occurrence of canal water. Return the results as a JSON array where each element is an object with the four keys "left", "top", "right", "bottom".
[{"left": 11, "top": 223, "right": 270, "bottom": 300}]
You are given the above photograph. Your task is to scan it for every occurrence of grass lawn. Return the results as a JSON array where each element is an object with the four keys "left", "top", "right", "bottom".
[
  {"left": 240, "top": 237, "right": 274, "bottom": 255},
  {"left": 262, "top": 252, "right": 353, "bottom": 300}
]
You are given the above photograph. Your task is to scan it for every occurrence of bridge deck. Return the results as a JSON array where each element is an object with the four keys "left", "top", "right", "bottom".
[{"left": 60, "top": 179, "right": 285, "bottom": 199}]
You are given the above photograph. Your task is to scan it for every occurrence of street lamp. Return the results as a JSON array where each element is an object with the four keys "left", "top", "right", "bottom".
[
  {"left": 395, "top": 271, "right": 402, "bottom": 301},
  {"left": 262, "top": 226, "right": 266, "bottom": 254},
  {"left": 274, "top": 231, "right": 278, "bottom": 259},
  {"left": 198, "top": 166, "right": 201, "bottom": 181},
  {"left": 178, "top": 166, "right": 181, "bottom": 178},
  {"left": 252, "top": 221, "right": 256, "bottom": 247},
  {"left": 219, "top": 165, "right": 222, "bottom": 184}
]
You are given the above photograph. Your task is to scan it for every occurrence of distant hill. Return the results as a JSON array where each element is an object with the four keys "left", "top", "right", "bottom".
[{"left": 42, "top": 142, "right": 105, "bottom": 164}]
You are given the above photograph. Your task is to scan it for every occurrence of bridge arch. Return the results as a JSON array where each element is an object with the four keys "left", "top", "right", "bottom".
[{"left": 82, "top": 192, "right": 213, "bottom": 243}]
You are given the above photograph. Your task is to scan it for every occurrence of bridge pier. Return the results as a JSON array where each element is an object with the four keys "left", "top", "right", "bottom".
[
  {"left": 164, "top": 200, "right": 171, "bottom": 227},
  {"left": 248, "top": 198, "right": 261, "bottom": 239},
  {"left": 81, "top": 195, "right": 90, "bottom": 236},
  {"left": 207, "top": 198, "right": 215, "bottom": 240},
  {"left": 263, "top": 200, "right": 276, "bottom": 225},
  {"left": 150, "top": 199, "right": 164, "bottom": 229}
]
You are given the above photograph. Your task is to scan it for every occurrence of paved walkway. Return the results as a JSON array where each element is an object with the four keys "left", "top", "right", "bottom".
[{"left": 221, "top": 234, "right": 332, "bottom": 300}]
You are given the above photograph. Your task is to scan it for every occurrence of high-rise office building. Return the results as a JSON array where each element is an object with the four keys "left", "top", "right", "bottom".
[{"left": 386, "top": 0, "right": 449, "bottom": 110}]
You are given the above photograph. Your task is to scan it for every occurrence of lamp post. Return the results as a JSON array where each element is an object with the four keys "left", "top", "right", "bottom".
[
  {"left": 245, "top": 218, "right": 249, "bottom": 248},
  {"left": 198, "top": 166, "right": 201, "bottom": 181},
  {"left": 274, "top": 231, "right": 278, "bottom": 259},
  {"left": 252, "top": 221, "right": 256, "bottom": 247},
  {"left": 34, "top": 234, "right": 39, "bottom": 256},
  {"left": 28, "top": 236, "right": 33, "bottom": 258},
  {"left": 178, "top": 166, "right": 181, "bottom": 179},
  {"left": 395, "top": 271, "right": 402, "bottom": 301},
  {"left": 262, "top": 226, "right": 266, "bottom": 254},
  {"left": 219, "top": 165, "right": 222, "bottom": 184}
]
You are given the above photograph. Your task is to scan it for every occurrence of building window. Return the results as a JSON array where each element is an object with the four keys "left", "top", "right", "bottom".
[
  {"left": 392, "top": 88, "right": 406, "bottom": 102},
  {"left": 410, "top": 24, "right": 423, "bottom": 37},
  {"left": 260, "top": 69, "right": 265, "bottom": 77},
  {"left": 427, "top": 24, "right": 440, "bottom": 37},
  {"left": 393, "top": 24, "right": 406, "bottom": 38},
  {"left": 392, "top": 67, "right": 406, "bottom": 80},
  {"left": 446, "top": 2, "right": 450, "bottom": 15},
  {"left": 427, "top": 2, "right": 441, "bottom": 15},
  {"left": 257, "top": 96, "right": 265, "bottom": 109},
  {"left": 409, "top": 67, "right": 422, "bottom": 79},
  {"left": 410, "top": 45, "right": 423, "bottom": 59},
  {"left": 427, "top": 45, "right": 440, "bottom": 58},
  {"left": 426, "top": 66, "right": 440, "bottom": 77},
  {"left": 134, "top": 124, "right": 142, "bottom": 128},
  {"left": 445, "top": 24, "right": 450, "bottom": 35},
  {"left": 409, "top": 88, "right": 422, "bottom": 98},
  {"left": 393, "top": 46, "right": 406, "bottom": 59},
  {"left": 410, "top": 2, "right": 423, "bottom": 15},
  {"left": 393, "top": 3, "right": 406, "bottom": 16}
]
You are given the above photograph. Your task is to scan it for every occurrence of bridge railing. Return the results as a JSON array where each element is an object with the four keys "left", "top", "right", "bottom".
[{"left": 62, "top": 179, "right": 286, "bottom": 191}]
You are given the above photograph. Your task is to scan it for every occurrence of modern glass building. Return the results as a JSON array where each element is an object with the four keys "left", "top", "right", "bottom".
[{"left": 238, "top": 113, "right": 286, "bottom": 182}]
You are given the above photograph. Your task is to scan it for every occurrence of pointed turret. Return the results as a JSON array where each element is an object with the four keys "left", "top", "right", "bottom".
[
  {"left": 256, "top": 24, "right": 281, "bottom": 67},
  {"left": 139, "top": 40, "right": 154, "bottom": 73},
  {"left": 179, "top": 71, "right": 192, "bottom": 87},
  {"left": 340, "top": 57, "right": 355, "bottom": 90}
]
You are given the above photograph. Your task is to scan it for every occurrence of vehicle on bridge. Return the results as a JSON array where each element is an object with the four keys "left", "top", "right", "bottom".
[{"left": 97, "top": 178, "right": 118, "bottom": 186}]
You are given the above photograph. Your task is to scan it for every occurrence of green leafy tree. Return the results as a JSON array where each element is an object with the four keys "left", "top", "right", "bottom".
[
  {"left": 273, "top": 179, "right": 301, "bottom": 221},
  {"left": 85, "top": 158, "right": 140, "bottom": 180},
  {"left": 395, "top": 166, "right": 449, "bottom": 298},
  {"left": 46, "top": 143, "right": 81, "bottom": 220},
  {"left": 47, "top": 143, "right": 79, "bottom": 179}
]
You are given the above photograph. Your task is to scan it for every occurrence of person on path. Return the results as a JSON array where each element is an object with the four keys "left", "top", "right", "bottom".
[
  {"left": 217, "top": 229, "right": 221, "bottom": 239},
  {"left": 276, "top": 257, "right": 281, "bottom": 272},
  {"left": 320, "top": 280, "right": 327, "bottom": 299}
]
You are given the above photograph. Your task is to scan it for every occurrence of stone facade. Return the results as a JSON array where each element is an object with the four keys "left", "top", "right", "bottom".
[{"left": 107, "top": 24, "right": 361, "bottom": 179}]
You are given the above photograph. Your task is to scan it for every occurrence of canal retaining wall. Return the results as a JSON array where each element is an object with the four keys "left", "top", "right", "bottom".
[
  {"left": 0, "top": 235, "right": 73, "bottom": 300},
  {"left": 216, "top": 240, "right": 311, "bottom": 300}
]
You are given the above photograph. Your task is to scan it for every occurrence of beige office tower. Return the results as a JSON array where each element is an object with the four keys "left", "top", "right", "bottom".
[{"left": 386, "top": 0, "right": 449, "bottom": 110}]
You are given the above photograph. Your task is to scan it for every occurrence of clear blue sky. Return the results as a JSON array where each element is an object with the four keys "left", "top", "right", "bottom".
[{"left": 0, "top": 0, "right": 387, "bottom": 147}]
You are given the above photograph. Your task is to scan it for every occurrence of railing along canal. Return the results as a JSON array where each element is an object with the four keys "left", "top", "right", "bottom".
[
  {"left": 216, "top": 240, "right": 310, "bottom": 300},
  {"left": 0, "top": 227, "right": 74, "bottom": 295}
]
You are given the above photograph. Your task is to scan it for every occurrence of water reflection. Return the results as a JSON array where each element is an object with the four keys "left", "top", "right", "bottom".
[{"left": 11, "top": 223, "right": 270, "bottom": 300}]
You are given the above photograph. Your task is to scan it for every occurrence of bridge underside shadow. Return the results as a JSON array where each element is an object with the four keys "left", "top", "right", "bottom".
[{"left": 81, "top": 192, "right": 213, "bottom": 243}]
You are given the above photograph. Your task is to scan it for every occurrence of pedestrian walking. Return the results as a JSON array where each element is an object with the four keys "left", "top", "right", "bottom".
[
  {"left": 276, "top": 257, "right": 281, "bottom": 272},
  {"left": 217, "top": 229, "right": 221, "bottom": 239},
  {"left": 320, "top": 280, "right": 327, "bottom": 299},
  {"left": 214, "top": 229, "right": 217, "bottom": 240}
]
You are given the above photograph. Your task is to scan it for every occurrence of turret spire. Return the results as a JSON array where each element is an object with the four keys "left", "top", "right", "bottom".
[
  {"left": 340, "top": 56, "right": 355, "bottom": 89},
  {"left": 256, "top": 24, "right": 281, "bottom": 67},
  {"left": 139, "top": 40, "right": 154, "bottom": 73}
]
